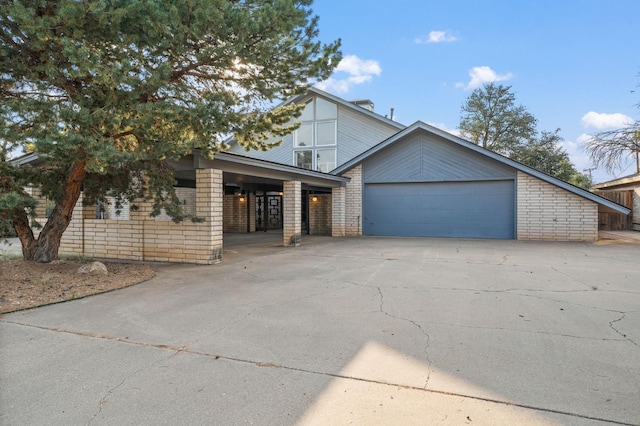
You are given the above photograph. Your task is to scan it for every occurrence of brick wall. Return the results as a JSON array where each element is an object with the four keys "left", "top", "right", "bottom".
[
  {"left": 343, "top": 165, "right": 362, "bottom": 236},
  {"left": 331, "top": 186, "right": 346, "bottom": 236},
  {"left": 517, "top": 172, "right": 598, "bottom": 241},
  {"left": 223, "top": 194, "right": 249, "bottom": 232},
  {"left": 154, "top": 187, "right": 196, "bottom": 221},
  {"left": 309, "top": 194, "right": 332, "bottom": 235},
  {"left": 283, "top": 181, "right": 301, "bottom": 246},
  {"left": 103, "top": 197, "right": 130, "bottom": 220},
  {"left": 59, "top": 169, "right": 224, "bottom": 264}
]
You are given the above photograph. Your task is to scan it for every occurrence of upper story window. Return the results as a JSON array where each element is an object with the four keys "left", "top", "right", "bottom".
[{"left": 293, "top": 97, "right": 337, "bottom": 172}]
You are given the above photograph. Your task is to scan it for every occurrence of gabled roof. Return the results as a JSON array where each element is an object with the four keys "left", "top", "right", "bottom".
[
  {"left": 332, "top": 121, "right": 631, "bottom": 215},
  {"left": 224, "top": 86, "right": 405, "bottom": 147},
  {"left": 303, "top": 87, "right": 406, "bottom": 130},
  {"left": 593, "top": 173, "right": 640, "bottom": 190}
]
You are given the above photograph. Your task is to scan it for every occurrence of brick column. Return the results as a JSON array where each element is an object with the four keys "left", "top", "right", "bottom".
[
  {"left": 331, "top": 187, "right": 346, "bottom": 236},
  {"left": 344, "top": 165, "right": 363, "bottom": 236},
  {"left": 283, "top": 180, "right": 301, "bottom": 246},
  {"left": 197, "top": 168, "right": 224, "bottom": 263},
  {"left": 248, "top": 194, "right": 256, "bottom": 232}
]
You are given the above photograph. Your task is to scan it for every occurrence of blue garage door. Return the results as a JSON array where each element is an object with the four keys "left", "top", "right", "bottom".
[{"left": 364, "top": 181, "right": 514, "bottom": 239}]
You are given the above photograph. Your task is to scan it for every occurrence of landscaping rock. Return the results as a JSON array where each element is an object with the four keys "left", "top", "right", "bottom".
[{"left": 77, "top": 261, "right": 108, "bottom": 276}]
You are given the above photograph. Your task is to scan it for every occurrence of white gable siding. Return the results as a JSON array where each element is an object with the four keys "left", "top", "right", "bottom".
[
  {"left": 336, "top": 105, "right": 400, "bottom": 167},
  {"left": 226, "top": 95, "right": 402, "bottom": 169},
  {"left": 227, "top": 132, "right": 295, "bottom": 165}
]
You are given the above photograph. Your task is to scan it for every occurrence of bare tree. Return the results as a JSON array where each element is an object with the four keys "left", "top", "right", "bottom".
[{"left": 584, "top": 122, "right": 640, "bottom": 175}]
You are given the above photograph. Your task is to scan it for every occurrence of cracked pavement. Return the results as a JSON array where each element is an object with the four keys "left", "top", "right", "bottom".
[{"left": 1, "top": 235, "right": 639, "bottom": 425}]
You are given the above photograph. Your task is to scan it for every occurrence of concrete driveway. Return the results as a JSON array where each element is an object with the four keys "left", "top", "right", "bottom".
[{"left": 1, "top": 236, "right": 639, "bottom": 425}]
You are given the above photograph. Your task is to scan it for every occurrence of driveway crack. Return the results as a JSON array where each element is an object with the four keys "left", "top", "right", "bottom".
[
  {"left": 86, "top": 357, "right": 164, "bottom": 425},
  {"left": 375, "top": 286, "right": 432, "bottom": 389},
  {"left": 609, "top": 313, "right": 639, "bottom": 349}
]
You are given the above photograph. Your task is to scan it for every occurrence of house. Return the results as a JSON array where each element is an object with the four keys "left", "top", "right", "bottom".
[
  {"left": 592, "top": 173, "right": 640, "bottom": 231},
  {"left": 13, "top": 88, "right": 631, "bottom": 264},
  {"left": 228, "top": 87, "right": 630, "bottom": 241}
]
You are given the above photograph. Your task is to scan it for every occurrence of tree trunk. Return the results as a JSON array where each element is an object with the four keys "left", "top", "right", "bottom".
[
  {"left": 18, "top": 160, "right": 86, "bottom": 262},
  {"left": 10, "top": 207, "right": 37, "bottom": 259}
]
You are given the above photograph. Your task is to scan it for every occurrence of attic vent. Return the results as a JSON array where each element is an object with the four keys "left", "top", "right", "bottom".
[{"left": 351, "top": 99, "right": 374, "bottom": 112}]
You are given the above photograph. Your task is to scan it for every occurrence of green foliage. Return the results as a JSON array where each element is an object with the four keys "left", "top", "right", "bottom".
[
  {"left": 0, "top": 161, "right": 39, "bottom": 238},
  {"left": 459, "top": 83, "right": 537, "bottom": 156},
  {"left": 0, "top": 0, "right": 340, "bottom": 258},
  {"left": 512, "top": 130, "right": 592, "bottom": 189},
  {"left": 459, "top": 83, "right": 591, "bottom": 188}
]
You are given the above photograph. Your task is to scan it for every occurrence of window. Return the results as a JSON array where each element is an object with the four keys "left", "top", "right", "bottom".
[
  {"left": 299, "top": 99, "right": 314, "bottom": 121},
  {"left": 316, "top": 149, "right": 336, "bottom": 173},
  {"left": 293, "top": 97, "right": 338, "bottom": 172},
  {"left": 295, "top": 150, "right": 313, "bottom": 170},
  {"left": 294, "top": 123, "right": 312, "bottom": 147},
  {"left": 316, "top": 97, "right": 337, "bottom": 120},
  {"left": 316, "top": 121, "right": 336, "bottom": 146}
]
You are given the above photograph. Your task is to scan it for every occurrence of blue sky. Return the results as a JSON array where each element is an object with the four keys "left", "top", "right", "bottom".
[{"left": 311, "top": 0, "right": 640, "bottom": 183}]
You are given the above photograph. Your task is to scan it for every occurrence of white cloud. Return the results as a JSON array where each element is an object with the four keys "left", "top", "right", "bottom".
[
  {"left": 415, "top": 30, "right": 457, "bottom": 44},
  {"left": 576, "top": 133, "right": 593, "bottom": 144},
  {"left": 316, "top": 55, "right": 381, "bottom": 94},
  {"left": 562, "top": 135, "right": 598, "bottom": 176},
  {"left": 457, "top": 66, "right": 513, "bottom": 90},
  {"left": 426, "top": 121, "right": 461, "bottom": 136},
  {"left": 580, "top": 111, "right": 633, "bottom": 129}
]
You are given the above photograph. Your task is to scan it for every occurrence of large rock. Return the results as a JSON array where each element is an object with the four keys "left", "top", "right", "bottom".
[{"left": 77, "top": 261, "right": 108, "bottom": 276}]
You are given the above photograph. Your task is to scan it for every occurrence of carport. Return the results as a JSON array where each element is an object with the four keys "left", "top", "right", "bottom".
[
  {"left": 12, "top": 151, "right": 348, "bottom": 265},
  {"left": 168, "top": 151, "right": 349, "bottom": 255}
]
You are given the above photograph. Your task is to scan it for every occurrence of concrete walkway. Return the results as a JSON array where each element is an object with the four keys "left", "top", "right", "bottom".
[
  {"left": 599, "top": 230, "right": 640, "bottom": 243},
  {"left": 1, "top": 236, "right": 639, "bottom": 425}
]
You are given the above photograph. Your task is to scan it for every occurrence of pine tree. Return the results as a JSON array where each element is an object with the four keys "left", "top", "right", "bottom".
[{"left": 0, "top": 0, "right": 340, "bottom": 262}]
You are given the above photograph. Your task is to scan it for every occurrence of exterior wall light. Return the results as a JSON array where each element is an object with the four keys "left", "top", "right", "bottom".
[{"left": 311, "top": 196, "right": 318, "bottom": 202}]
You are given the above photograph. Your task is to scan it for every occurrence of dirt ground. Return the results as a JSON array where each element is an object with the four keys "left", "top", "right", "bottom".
[{"left": 0, "top": 260, "right": 156, "bottom": 314}]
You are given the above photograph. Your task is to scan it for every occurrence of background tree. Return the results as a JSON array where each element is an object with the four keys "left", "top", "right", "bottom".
[
  {"left": 459, "top": 83, "right": 591, "bottom": 189},
  {"left": 584, "top": 121, "right": 640, "bottom": 175},
  {"left": 459, "top": 82, "right": 537, "bottom": 156},
  {"left": 0, "top": 0, "right": 341, "bottom": 262},
  {"left": 512, "top": 129, "right": 592, "bottom": 188}
]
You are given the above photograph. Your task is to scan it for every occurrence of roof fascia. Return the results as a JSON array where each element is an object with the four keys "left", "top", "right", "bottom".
[
  {"left": 593, "top": 173, "right": 640, "bottom": 190},
  {"left": 198, "top": 151, "right": 349, "bottom": 187},
  {"left": 9, "top": 152, "right": 40, "bottom": 166}
]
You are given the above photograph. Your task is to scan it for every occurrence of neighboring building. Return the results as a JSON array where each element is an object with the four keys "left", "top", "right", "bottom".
[
  {"left": 593, "top": 173, "right": 640, "bottom": 231},
  {"left": 13, "top": 88, "right": 631, "bottom": 264}
]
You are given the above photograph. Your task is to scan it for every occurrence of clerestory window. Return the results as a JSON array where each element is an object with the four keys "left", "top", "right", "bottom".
[{"left": 293, "top": 97, "right": 337, "bottom": 172}]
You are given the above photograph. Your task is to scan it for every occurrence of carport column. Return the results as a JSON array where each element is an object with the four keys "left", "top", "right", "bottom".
[
  {"left": 196, "top": 168, "right": 223, "bottom": 263},
  {"left": 283, "top": 180, "right": 302, "bottom": 246},
  {"left": 331, "top": 186, "right": 346, "bottom": 236}
]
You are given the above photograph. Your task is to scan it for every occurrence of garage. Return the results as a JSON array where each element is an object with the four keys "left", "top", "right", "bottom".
[{"left": 364, "top": 180, "right": 515, "bottom": 239}]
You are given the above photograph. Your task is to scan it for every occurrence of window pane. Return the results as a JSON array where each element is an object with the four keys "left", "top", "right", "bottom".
[
  {"left": 295, "top": 150, "right": 313, "bottom": 170},
  {"left": 316, "top": 98, "right": 337, "bottom": 120},
  {"left": 299, "top": 99, "right": 314, "bottom": 121},
  {"left": 316, "top": 121, "right": 336, "bottom": 146},
  {"left": 316, "top": 148, "right": 336, "bottom": 173},
  {"left": 294, "top": 123, "right": 312, "bottom": 147}
]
